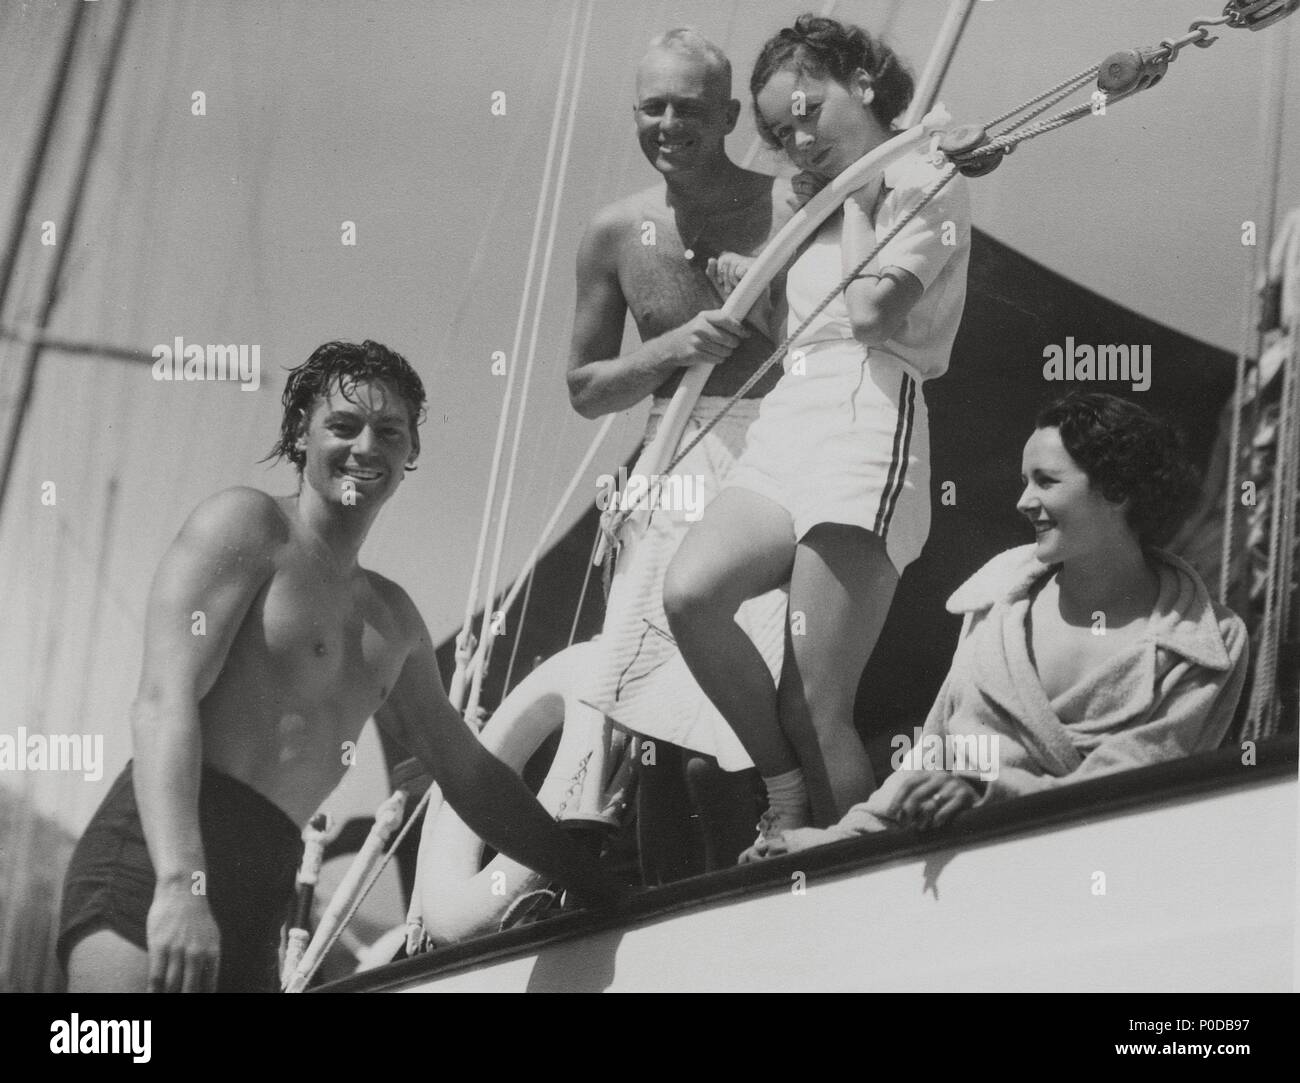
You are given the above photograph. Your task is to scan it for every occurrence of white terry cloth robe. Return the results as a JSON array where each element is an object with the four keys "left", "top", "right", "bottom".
[{"left": 778, "top": 544, "right": 1248, "bottom": 849}]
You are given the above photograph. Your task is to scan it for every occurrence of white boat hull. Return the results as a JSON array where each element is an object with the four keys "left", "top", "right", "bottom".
[{"left": 333, "top": 757, "right": 1296, "bottom": 993}]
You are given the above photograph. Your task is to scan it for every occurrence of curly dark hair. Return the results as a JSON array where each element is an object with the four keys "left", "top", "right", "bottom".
[
  {"left": 750, "top": 13, "right": 914, "bottom": 147},
  {"left": 266, "top": 339, "right": 427, "bottom": 473},
  {"left": 1035, "top": 392, "right": 1201, "bottom": 548}
]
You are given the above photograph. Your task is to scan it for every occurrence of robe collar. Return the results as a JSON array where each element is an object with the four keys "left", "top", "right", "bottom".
[{"left": 946, "top": 544, "right": 1234, "bottom": 672}]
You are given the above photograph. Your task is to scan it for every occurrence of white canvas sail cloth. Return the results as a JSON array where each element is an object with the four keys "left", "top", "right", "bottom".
[{"left": 582, "top": 396, "right": 786, "bottom": 771}]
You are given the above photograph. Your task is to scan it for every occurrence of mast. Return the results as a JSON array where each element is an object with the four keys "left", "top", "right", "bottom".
[{"left": 0, "top": 2, "right": 132, "bottom": 519}]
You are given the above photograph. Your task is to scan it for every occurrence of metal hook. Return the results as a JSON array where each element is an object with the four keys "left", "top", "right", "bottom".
[{"left": 1189, "top": 13, "right": 1234, "bottom": 45}]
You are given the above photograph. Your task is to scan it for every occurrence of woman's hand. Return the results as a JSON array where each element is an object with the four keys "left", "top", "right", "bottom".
[
  {"left": 887, "top": 770, "right": 981, "bottom": 830},
  {"left": 792, "top": 170, "right": 828, "bottom": 207},
  {"left": 737, "top": 825, "right": 843, "bottom": 863},
  {"left": 705, "top": 251, "right": 755, "bottom": 299}
]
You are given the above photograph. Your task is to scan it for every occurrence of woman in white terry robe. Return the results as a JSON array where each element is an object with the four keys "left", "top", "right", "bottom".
[{"left": 747, "top": 391, "right": 1249, "bottom": 860}]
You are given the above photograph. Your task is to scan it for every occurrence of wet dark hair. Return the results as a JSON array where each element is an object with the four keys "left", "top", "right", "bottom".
[
  {"left": 1035, "top": 392, "right": 1201, "bottom": 548},
  {"left": 266, "top": 339, "right": 427, "bottom": 473},
  {"left": 750, "top": 13, "right": 914, "bottom": 147}
]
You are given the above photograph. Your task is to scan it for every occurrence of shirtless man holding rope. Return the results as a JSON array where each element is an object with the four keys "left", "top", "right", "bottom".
[
  {"left": 568, "top": 28, "right": 797, "bottom": 879},
  {"left": 58, "top": 340, "right": 620, "bottom": 992}
]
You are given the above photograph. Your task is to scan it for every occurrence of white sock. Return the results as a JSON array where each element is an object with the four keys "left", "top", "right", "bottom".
[{"left": 762, "top": 768, "right": 810, "bottom": 825}]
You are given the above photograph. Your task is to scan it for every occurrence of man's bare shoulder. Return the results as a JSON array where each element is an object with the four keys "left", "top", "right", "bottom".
[
  {"left": 587, "top": 186, "right": 664, "bottom": 239},
  {"left": 176, "top": 486, "right": 290, "bottom": 560},
  {"left": 362, "top": 568, "right": 425, "bottom": 643}
]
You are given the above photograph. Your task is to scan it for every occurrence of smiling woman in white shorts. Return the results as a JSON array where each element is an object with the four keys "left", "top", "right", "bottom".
[{"left": 664, "top": 14, "right": 970, "bottom": 849}]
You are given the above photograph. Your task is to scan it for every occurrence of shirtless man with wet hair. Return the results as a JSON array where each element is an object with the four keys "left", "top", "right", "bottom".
[
  {"left": 569, "top": 29, "right": 796, "bottom": 880},
  {"left": 59, "top": 339, "right": 618, "bottom": 992}
]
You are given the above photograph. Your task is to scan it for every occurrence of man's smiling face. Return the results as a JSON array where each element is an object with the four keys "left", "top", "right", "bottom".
[
  {"left": 633, "top": 48, "right": 737, "bottom": 177},
  {"left": 297, "top": 377, "right": 416, "bottom": 509}
]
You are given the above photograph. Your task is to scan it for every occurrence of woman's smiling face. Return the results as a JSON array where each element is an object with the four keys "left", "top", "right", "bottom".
[
  {"left": 1017, "top": 426, "right": 1132, "bottom": 565},
  {"left": 754, "top": 64, "right": 884, "bottom": 179}
]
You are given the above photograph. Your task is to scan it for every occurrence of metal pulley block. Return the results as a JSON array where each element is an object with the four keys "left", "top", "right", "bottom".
[
  {"left": 937, "top": 124, "right": 1005, "bottom": 178},
  {"left": 1097, "top": 46, "right": 1170, "bottom": 95},
  {"left": 1223, "top": 0, "right": 1300, "bottom": 31}
]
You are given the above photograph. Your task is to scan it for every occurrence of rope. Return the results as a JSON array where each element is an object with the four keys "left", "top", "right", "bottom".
[
  {"left": 1275, "top": 325, "right": 1300, "bottom": 644},
  {"left": 0, "top": 3, "right": 133, "bottom": 519},
  {"left": 450, "top": 0, "right": 584, "bottom": 712},
  {"left": 501, "top": 561, "right": 538, "bottom": 697},
  {"left": 1220, "top": 321, "right": 1250, "bottom": 605},
  {"left": 989, "top": 69, "right": 1100, "bottom": 137},
  {"left": 656, "top": 164, "right": 959, "bottom": 481},
  {"left": 634, "top": 19, "right": 1207, "bottom": 492},
  {"left": 468, "top": 0, "right": 595, "bottom": 720},
  {"left": 982, "top": 63, "right": 1101, "bottom": 134},
  {"left": 569, "top": 523, "right": 602, "bottom": 648},
  {"left": 1245, "top": 340, "right": 1294, "bottom": 736}
]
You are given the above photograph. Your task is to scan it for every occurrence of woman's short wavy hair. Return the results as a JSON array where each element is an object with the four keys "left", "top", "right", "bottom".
[
  {"left": 1035, "top": 391, "right": 1201, "bottom": 548},
  {"left": 267, "top": 339, "right": 427, "bottom": 473},
  {"left": 750, "top": 13, "right": 914, "bottom": 147}
]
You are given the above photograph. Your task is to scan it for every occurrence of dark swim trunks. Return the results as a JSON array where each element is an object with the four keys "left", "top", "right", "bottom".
[{"left": 57, "top": 761, "right": 303, "bottom": 992}]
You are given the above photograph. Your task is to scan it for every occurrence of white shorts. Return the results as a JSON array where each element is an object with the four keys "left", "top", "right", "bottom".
[
  {"left": 581, "top": 397, "right": 787, "bottom": 772},
  {"left": 725, "top": 338, "right": 931, "bottom": 573}
]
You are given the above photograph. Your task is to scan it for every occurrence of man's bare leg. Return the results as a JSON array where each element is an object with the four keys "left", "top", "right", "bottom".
[
  {"left": 663, "top": 487, "right": 797, "bottom": 776},
  {"left": 66, "top": 929, "right": 150, "bottom": 993},
  {"left": 778, "top": 524, "right": 897, "bottom": 823},
  {"left": 683, "top": 753, "right": 764, "bottom": 868},
  {"left": 635, "top": 740, "right": 701, "bottom": 885}
]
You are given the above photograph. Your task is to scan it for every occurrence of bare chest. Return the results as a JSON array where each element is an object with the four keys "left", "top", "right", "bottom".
[
  {"left": 1029, "top": 593, "right": 1148, "bottom": 704},
  {"left": 616, "top": 215, "right": 723, "bottom": 340},
  {"left": 244, "top": 563, "right": 408, "bottom": 719}
]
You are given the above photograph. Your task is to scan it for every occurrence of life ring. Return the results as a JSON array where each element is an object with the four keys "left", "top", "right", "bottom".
[{"left": 416, "top": 640, "right": 611, "bottom": 943}]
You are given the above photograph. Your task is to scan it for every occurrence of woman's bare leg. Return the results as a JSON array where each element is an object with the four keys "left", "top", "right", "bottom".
[
  {"left": 779, "top": 524, "right": 899, "bottom": 823},
  {"left": 663, "top": 487, "right": 796, "bottom": 776}
]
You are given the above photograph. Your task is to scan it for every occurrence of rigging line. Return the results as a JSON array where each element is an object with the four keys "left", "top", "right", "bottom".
[
  {"left": 450, "top": 0, "right": 583, "bottom": 711},
  {"left": 1222, "top": 19, "right": 1290, "bottom": 606},
  {"left": 660, "top": 165, "right": 958, "bottom": 479},
  {"left": 385, "top": 411, "right": 619, "bottom": 958},
  {"left": 340, "top": 410, "right": 617, "bottom": 973},
  {"left": 501, "top": 560, "right": 538, "bottom": 697},
  {"left": 568, "top": 524, "right": 602, "bottom": 648},
  {"left": 71, "top": 476, "right": 120, "bottom": 734},
  {"left": 49, "top": 509, "right": 145, "bottom": 631},
  {"left": 0, "top": 326, "right": 154, "bottom": 366},
  {"left": 463, "top": 413, "right": 616, "bottom": 691},
  {"left": 1247, "top": 337, "right": 1296, "bottom": 735},
  {"left": 468, "top": 0, "right": 596, "bottom": 718},
  {"left": 494, "top": 0, "right": 657, "bottom": 670},
  {"left": 646, "top": 0, "right": 971, "bottom": 477},
  {"left": 0, "top": 1, "right": 133, "bottom": 522},
  {"left": 0, "top": 1, "right": 83, "bottom": 326}
]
